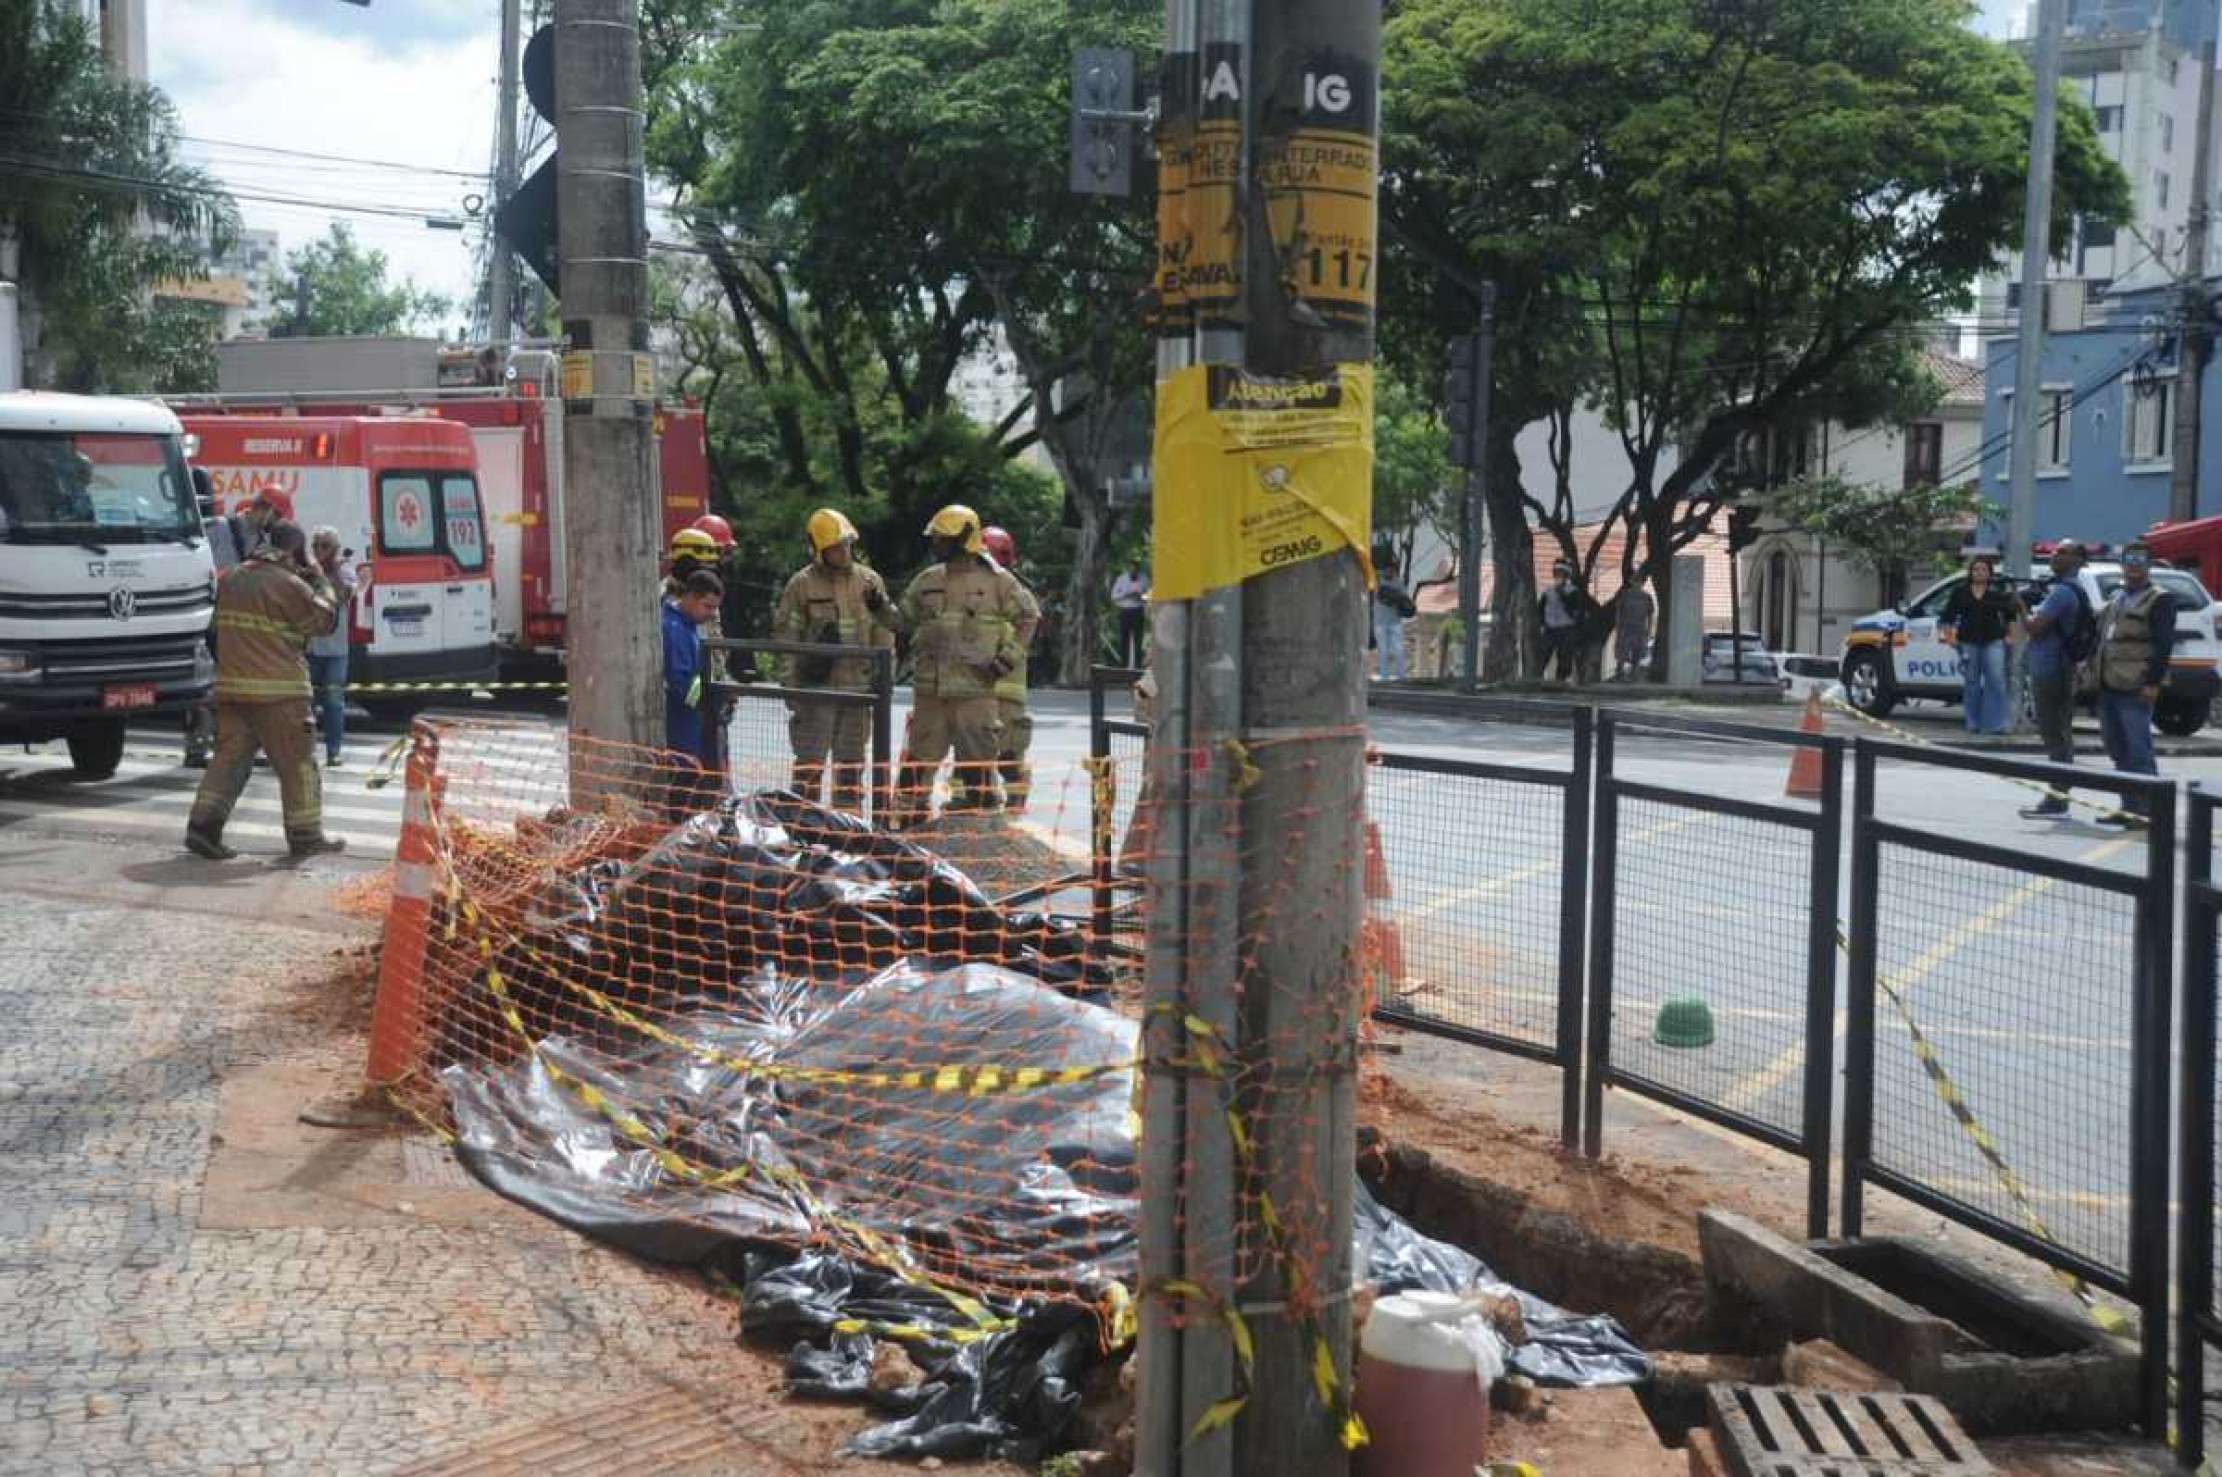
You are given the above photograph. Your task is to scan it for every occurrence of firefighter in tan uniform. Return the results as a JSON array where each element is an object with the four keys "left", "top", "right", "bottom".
[
  {"left": 978, "top": 525, "right": 1038, "bottom": 812},
  {"left": 895, "top": 504, "right": 1038, "bottom": 824},
  {"left": 184, "top": 522, "right": 346, "bottom": 861},
  {"left": 772, "top": 508, "right": 898, "bottom": 812}
]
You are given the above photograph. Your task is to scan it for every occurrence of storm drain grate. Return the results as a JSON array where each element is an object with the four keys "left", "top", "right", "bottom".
[{"left": 1707, "top": 1384, "right": 1995, "bottom": 1476}]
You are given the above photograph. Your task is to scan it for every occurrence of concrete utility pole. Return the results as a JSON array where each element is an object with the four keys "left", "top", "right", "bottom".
[
  {"left": 2170, "top": 38, "right": 2217, "bottom": 525},
  {"left": 2006, "top": 0, "right": 2066, "bottom": 578},
  {"left": 488, "top": 0, "right": 523, "bottom": 347},
  {"left": 1137, "top": 1, "right": 1377, "bottom": 1473},
  {"left": 553, "top": 0, "right": 662, "bottom": 774}
]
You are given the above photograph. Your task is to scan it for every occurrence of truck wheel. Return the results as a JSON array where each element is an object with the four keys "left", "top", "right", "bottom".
[
  {"left": 1841, "top": 650, "right": 1896, "bottom": 718},
  {"left": 2156, "top": 697, "right": 2208, "bottom": 738},
  {"left": 66, "top": 719, "right": 128, "bottom": 780}
]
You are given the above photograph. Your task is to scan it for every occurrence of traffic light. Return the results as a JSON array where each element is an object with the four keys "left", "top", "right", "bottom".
[
  {"left": 1727, "top": 503, "right": 1762, "bottom": 554},
  {"left": 1444, "top": 334, "right": 1481, "bottom": 469},
  {"left": 495, "top": 24, "right": 560, "bottom": 295}
]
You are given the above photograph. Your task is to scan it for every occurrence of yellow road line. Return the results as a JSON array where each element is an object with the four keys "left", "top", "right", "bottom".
[{"left": 1402, "top": 813, "right": 1703, "bottom": 922}]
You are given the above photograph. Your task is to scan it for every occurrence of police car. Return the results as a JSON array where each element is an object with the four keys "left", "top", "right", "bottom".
[{"left": 1838, "top": 558, "right": 2221, "bottom": 736}]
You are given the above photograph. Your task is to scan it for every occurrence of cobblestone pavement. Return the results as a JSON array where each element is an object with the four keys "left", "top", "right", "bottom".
[{"left": 0, "top": 841, "right": 870, "bottom": 1476}]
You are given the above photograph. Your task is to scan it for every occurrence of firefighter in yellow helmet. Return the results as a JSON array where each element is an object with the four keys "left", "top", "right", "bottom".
[
  {"left": 896, "top": 503, "right": 1038, "bottom": 824},
  {"left": 665, "top": 524, "right": 734, "bottom": 684},
  {"left": 771, "top": 508, "right": 898, "bottom": 812}
]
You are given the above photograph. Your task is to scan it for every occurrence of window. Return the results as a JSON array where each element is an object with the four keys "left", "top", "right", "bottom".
[
  {"left": 440, "top": 475, "right": 486, "bottom": 571},
  {"left": 1768, "top": 423, "right": 1812, "bottom": 484},
  {"left": 1904, "top": 422, "right": 1944, "bottom": 487},
  {"left": 2006, "top": 282, "right": 2022, "bottom": 310},
  {"left": 2096, "top": 104, "right": 2124, "bottom": 133},
  {"left": 2123, "top": 380, "right": 2174, "bottom": 465},
  {"left": 379, "top": 474, "right": 438, "bottom": 553},
  {"left": 2162, "top": 113, "right": 2175, "bottom": 153},
  {"left": 2158, "top": 171, "right": 2172, "bottom": 210},
  {"left": 1907, "top": 576, "right": 1963, "bottom": 619},
  {"left": 2040, "top": 386, "right": 2073, "bottom": 472}
]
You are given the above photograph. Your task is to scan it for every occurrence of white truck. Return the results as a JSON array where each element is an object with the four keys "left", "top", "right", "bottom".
[{"left": 0, "top": 393, "right": 216, "bottom": 777}]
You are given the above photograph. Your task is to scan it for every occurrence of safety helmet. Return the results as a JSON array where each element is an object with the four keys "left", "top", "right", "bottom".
[
  {"left": 980, "top": 525, "right": 1017, "bottom": 569},
  {"left": 924, "top": 503, "right": 984, "bottom": 555},
  {"left": 806, "top": 508, "right": 859, "bottom": 556},
  {"left": 690, "top": 513, "right": 736, "bottom": 549},
  {"left": 670, "top": 526, "right": 721, "bottom": 564}
]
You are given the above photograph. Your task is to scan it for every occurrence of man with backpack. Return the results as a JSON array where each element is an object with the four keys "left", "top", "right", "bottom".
[
  {"left": 1372, "top": 553, "right": 1417, "bottom": 681},
  {"left": 2020, "top": 539, "right": 2097, "bottom": 818}
]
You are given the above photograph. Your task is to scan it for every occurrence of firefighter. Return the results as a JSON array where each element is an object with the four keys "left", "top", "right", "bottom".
[
  {"left": 771, "top": 508, "right": 898, "bottom": 812},
  {"left": 978, "top": 524, "right": 1037, "bottom": 812},
  {"left": 183, "top": 521, "right": 346, "bottom": 861},
  {"left": 896, "top": 504, "right": 1038, "bottom": 824}
]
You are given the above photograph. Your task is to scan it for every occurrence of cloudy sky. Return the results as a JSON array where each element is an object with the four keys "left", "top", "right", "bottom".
[{"left": 148, "top": 0, "right": 504, "bottom": 329}]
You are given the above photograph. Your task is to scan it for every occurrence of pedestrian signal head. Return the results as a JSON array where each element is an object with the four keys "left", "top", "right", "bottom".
[
  {"left": 807, "top": 508, "right": 859, "bottom": 556},
  {"left": 980, "top": 525, "right": 1017, "bottom": 569},
  {"left": 924, "top": 503, "right": 984, "bottom": 555},
  {"left": 690, "top": 513, "right": 736, "bottom": 550}
]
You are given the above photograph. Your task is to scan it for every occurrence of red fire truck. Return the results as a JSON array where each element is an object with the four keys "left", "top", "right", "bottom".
[{"left": 177, "top": 339, "right": 713, "bottom": 673}]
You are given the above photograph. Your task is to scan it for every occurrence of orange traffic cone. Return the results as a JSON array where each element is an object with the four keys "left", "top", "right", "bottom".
[
  {"left": 1785, "top": 688, "right": 1826, "bottom": 800},
  {"left": 1360, "top": 819, "right": 1406, "bottom": 997},
  {"left": 365, "top": 724, "right": 443, "bottom": 1087}
]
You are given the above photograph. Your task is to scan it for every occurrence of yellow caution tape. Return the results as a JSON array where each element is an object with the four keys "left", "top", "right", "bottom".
[{"left": 1825, "top": 695, "right": 2141, "bottom": 824}]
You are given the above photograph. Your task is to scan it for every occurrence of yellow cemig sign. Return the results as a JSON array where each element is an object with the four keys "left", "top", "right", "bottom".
[{"left": 1152, "top": 363, "right": 1375, "bottom": 601}]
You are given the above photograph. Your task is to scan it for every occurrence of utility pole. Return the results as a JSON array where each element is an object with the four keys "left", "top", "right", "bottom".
[
  {"left": 2006, "top": 0, "right": 2066, "bottom": 579},
  {"left": 488, "top": 0, "right": 523, "bottom": 347},
  {"left": 2171, "top": 38, "right": 2217, "bottom": 525},
  {"left": 1137, "top": 1, "right": 1377, "bottom": 1473},
  {"left": 554, "top": 0, "right": 662, "bottom": 777}
]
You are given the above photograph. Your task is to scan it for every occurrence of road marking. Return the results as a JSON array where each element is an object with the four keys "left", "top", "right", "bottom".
[
  {"left": 1401, "top": 812, "right": 1705, "bottom": 922},
  {"left": 1713, "top": 834, "right": 2135, "bottom": 1120}
]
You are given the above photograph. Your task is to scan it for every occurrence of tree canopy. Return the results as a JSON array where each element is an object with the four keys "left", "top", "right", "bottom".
[
  {"left": 0, "top": 0, "right": 239, "bottom": 390},
  {"left": 1381, "top": 0, "right": 2128, "bottom": 676},
  {"left": 269, "top": 223, "right": 452, "bottom": 339}
]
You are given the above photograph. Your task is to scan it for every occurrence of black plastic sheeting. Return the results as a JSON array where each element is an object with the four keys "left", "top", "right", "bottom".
[{"left": 446, "top": 957, "right": 1649, "bottom": 1461}]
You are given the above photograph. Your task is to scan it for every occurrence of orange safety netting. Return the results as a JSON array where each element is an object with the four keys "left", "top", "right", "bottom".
[{"left": 367, "top": 714, "right": 1373, "bottom": 1368}]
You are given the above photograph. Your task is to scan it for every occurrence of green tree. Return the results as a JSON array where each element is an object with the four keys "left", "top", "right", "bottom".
[
  {"left": 1762, "top": 474, "right": 1995, "bottom": 609},
  {"left": 1371, "top": 373, "right": 1456, "bottom": 581},
  {"left": 0, "top": 0, "right": 238, "bottom": 390},
  {"left": 269, "top": 223, "right": 451, "bottom": 339},
  {"left": 645, "top": 0, "right": 1157, "bottom": 680},
  {"left": 1381, "top": 0, "right": 2128, "bottom": 679}
]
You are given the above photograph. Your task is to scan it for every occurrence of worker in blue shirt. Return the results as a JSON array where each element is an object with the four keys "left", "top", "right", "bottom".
[{"left": 664, "top": 569, "right": 725, "bottom": 812}]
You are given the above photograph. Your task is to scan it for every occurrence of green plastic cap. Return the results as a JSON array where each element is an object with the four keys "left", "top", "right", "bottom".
[{"left": 1652, "top": 997, "right": 1716, "bottom": 1049}]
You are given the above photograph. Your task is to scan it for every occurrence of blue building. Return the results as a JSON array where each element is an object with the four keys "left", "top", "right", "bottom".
[{"left": 1977, "top": 281, "right": 2222, "bottom": 547}]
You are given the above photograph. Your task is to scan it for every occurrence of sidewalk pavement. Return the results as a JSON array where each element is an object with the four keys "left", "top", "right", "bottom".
[{"left": 0, "top": 837, "right": 1006, "bottom": 1476}]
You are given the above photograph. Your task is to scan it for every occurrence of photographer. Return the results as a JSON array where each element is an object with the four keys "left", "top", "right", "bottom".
[{"left": 305, "top": 527, "right": 358, "bottom": 768}]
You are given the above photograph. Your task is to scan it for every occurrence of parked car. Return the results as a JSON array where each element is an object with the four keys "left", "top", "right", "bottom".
[
  {"left": 1778, "top": 653, "right": 1842, "bottom": 705},
  {"left": 1838, "top": 563, "right": 2221, "bottom": 735},
  {"left": 1701, "top": 631, "right": 1785, "bottom": 687}
]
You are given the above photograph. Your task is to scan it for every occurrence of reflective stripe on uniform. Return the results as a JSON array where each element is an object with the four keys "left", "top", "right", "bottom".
[
  {"left": 215, "top": 676, "right": 311, "bottom": 699},
  {"left": 393, "top": 860, "right": 440, "bottom": 901}
]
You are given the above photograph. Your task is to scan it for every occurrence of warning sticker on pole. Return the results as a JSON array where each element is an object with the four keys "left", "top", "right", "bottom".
[{"left": 1152, "top": 362, "right": 1375, "bottom": 602}]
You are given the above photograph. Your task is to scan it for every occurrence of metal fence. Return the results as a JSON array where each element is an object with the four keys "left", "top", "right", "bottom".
[
  {"left": 2181, "top": 785, "right": 2222, "bottom": 1469},
  {"left": 1584, "top": 709, "right": 1843, "bottom": 1237},
  {"left": 1842, "top": 739, "right": 2175, "bottom": 1439},
  {"left": 707, "top": 639, "right": 895, "bottom": 821},
  {"left": 1365, "top": 706, "right": 1591, "bottom": 1148}
]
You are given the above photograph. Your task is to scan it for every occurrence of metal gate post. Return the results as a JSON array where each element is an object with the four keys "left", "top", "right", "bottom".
[
  {"left": 1558, "top": 704, "right": 1593, "bottom": 1151},
  {"left": 1089, "top": 666, "right": 1115, "bottom": 964},
  {"left": 872, "top": 649, "right": 896, "bottom": 823},
  {"left": 1582, "top": 712, "right": 1618, "bottom": 1160},
  {"left": 1799, "top": 741, "right": 1844, "bottom": 1239},
  {"left": 2129, "top": 780, "right": 2176, "bottom": 1440},
  {"left": 2179, "top": 787, "right": 2216, "bottom": 1469},
  {"left": 1841, "top": 742, "right": 1879, "bottom": 1238}
]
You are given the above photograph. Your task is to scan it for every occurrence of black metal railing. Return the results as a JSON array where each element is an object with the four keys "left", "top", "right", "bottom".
[
  {"left": 1842, "top": 738, "right": 2175, "bottom": 1441},
  {"left": 1584, "top": 708, "right": 1844, "bottom": 1237},
  {"left": 2180, "top": 784, "right": 2221, "bottom": 1468},
  {"left": 706, "top": 639, "right": 896, "bottom": 821}
]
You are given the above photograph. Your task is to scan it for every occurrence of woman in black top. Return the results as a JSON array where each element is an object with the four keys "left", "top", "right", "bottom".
[{"left": 1941, "top": 556, "right": 2019, "bottom": 734}]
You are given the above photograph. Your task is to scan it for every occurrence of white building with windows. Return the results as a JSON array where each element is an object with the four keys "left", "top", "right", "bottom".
[{"left": 1979, "top": 1, "right": 2222, "bottom": 325}]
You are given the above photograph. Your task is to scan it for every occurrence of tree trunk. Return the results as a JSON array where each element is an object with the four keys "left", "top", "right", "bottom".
[
  {"left": 1482, "top": 426, "right": 1537, "bottom": 681},
  {"left": 1644, "top": 508, "right": 1678, "bottom": 681},
  {"left": 1061, "top": 490, "right": 1111, "bottom": 685}
]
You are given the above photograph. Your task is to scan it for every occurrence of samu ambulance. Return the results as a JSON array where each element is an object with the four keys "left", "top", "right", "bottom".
[{"left": 184, "top": 415, "right": 497, "bottom": 709}]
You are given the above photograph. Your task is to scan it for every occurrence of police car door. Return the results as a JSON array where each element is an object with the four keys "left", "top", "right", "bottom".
[{"left": 1896, "top": 575, "right": 1964, "bottom": 697}]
